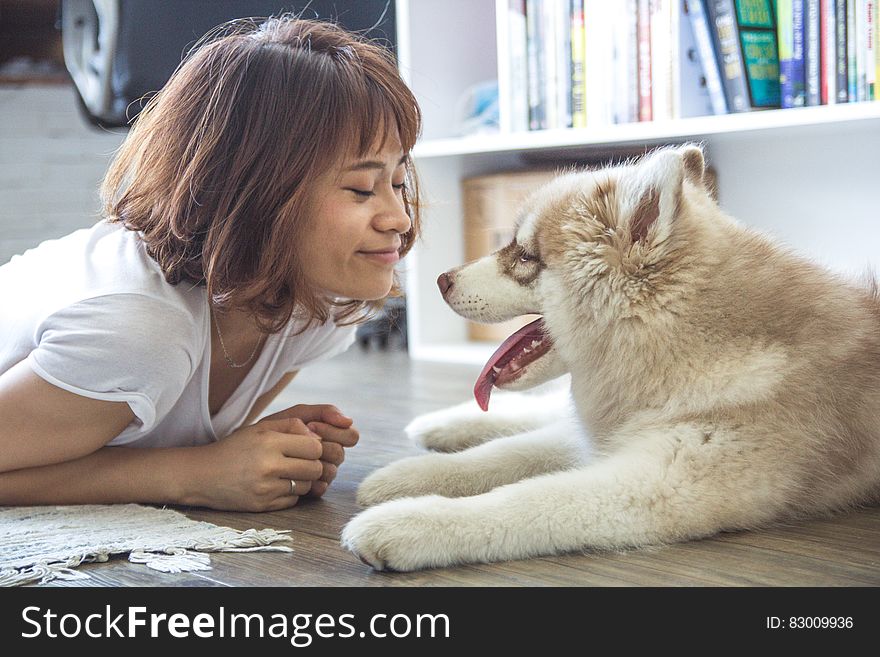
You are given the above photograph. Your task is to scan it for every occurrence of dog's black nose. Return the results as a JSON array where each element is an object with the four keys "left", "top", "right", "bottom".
[{"left": 437, "top": 272, "right": 454, "bottom": 297}]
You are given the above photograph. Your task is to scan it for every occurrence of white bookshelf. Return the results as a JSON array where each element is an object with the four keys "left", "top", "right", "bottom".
[{"left": 396, "top": 0, "right": 880, "bottom": 364}]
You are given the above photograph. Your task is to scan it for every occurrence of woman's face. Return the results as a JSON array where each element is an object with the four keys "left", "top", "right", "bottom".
[{"left": 300, "top": 132, "right": 410, "bottom": 300}]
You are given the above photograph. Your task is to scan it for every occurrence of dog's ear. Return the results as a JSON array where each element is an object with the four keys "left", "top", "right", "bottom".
[{"left": 626, "top": 144, "right": 701, "bottom": 245}]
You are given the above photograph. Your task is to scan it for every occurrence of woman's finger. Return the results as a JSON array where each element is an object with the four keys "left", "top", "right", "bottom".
[
  {"left": 320, "top": 462, "right": 338, "bottom": 484},
  {"left": 319, "top": 442, "right": 345, "bottom": 465},
  {"left": 266, "top": 494, "right": 301, "bottom": 511},
  {"left": 306, "top": 481, "right": 329, "bottom": 498},
  {"left": 273, "top": 433, "right": 323, "bottom": 460},
  {"left": 307, "top": 421, "right": 359, "bottom": 447},
  {"left": 276, "top": 457, "right": 324, "bottom": 482}
]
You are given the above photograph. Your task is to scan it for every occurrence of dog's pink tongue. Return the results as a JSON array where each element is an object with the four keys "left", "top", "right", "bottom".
[{"left": 474, "top": 318, "right": 546, "bottom": 411}]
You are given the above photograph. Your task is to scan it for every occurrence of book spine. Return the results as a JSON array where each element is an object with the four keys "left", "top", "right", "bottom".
[
  {"left": 570, "top": 0, "right": 588, "bottom": 127},
  {"left": 627, "top": 0, "right": 642, "bottom": 120},
  {"left": 836, "top": 0, "right": 849, "bottom": 100},
  {"left": 497, "top": 0, "right": 512, "bottom": 133},
  {"left": 638, "top": 0, "right": 654, "bottom": 120},
  {"left": 509, "top": 0, "right": 530, "bottom": 131},
  {"left": 706, "top": 0, "right": 751, "bottom": 110},
  {"left": 865, "top": 0, "right": 876, "bottom": 98},
  {"left": 876, "top": 0, "right": 880, "bottom": 96},
  {"left": 736, "top": 0, "right": 782, "bottom": 108},
  {"left": 778, "top": 0, "right": 796, "bottom": 106},
  {"left": 856, "top": 0, "right": 868, "bottom": 100},
  {"left": 689, "top": 0, "right": 730, "bottom": 112},
  {"left": 805, "top": 0, "right": 822, "bottom": 104},
  {"left": 541, "top": 1, "right": 560, "bottom": 128},
  {"left": 650, "top": 0, "right": 673, "bottom": 121},
  {"left": 678, "top": 0, "right": 716, "bottom": 116},
  {"left": 875, "top": 0, "right": 880, "bottom": 96},
  {"left": 557, "top": 0, "right": 573, "bottom": 128},
  {"left": 584, "top": 0, "right": 613, "bottom": 126},
  {"left": 526, "top": 0, "right": 546, "bottom": 129},
  {"left": 848, "top": 0, "right": 857, "bottom": 99},
  {"left": 611, "top": 1, "right": 631, "bottom": 123},
  {"left": 821, "top": 0, "right": 838, "bottom": 103}
]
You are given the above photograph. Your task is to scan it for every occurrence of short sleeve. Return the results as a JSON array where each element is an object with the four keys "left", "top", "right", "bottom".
[{"left": 26, "top": 294, "right": 199, "bottom": 432}]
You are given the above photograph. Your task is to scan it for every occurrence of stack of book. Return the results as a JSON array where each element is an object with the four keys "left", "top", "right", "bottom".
[
  {"left": 778, "top": 0, "right": 877, "bottom": 108},
  {"left": 497, "top": 0, "right": 878, "bottom": 132}
]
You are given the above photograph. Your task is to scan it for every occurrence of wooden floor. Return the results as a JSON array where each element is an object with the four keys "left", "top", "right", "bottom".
[{"left": 50, "top": 347, "right": 880, "bottom": 587}]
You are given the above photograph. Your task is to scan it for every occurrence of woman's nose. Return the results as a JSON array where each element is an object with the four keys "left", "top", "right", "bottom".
[{"left": 375, "top": 194, "right": 411, "bottom": 234}]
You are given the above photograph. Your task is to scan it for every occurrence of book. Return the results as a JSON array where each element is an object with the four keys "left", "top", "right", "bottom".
[
  {"left": 637, "top": 0, "right": 654, "bottom": 120},
  {"left": 847, "top": 0, "right": 857, "bottom": 99},
  {"left": 650, "top": 0, "right": 674, "bottom": 121},
  {"left": 705, "top": 0, "right": 752, "bottom": 110},
  {"left": 584, "top": 0, "right": 613, "bottom": 126},
  {"left": 866, "top": 0, "right": 876, "bottom": 98},
  {"left": 611, "top": 0, "right": 640, "bottom": 123},
  {"left": 570, "top": 0, "right": 588, "bottom": 127},
  {"left": 553, "top": 0, "right": 572, "bottom": 128},
  {"left": 805, "top": 0, "right": 821, "bottom": 104},
  {"left": 498, "top": 0, "right": 530, "bottom": 133},
  {"left": 778, "top": 0, "right": 808, "bottom": 106},
  {"left": 735, "top": 0, "right": 782, "bottom": 107},
  {"left": 856, "top": 0, "right": 867, "bottom": 101},
  {"left": 836, "top": 0, "right": 849, "bottom": 101},
  {"left": 525, "top": 0, "right": 546, "bottom": 129},
  {"left": 687, "top": 0, "right": 730, "bottom": 113},
  {"left": 540, "top": 0, "right": 560, "bottom": 128},
  {"left": 821, "top": 0, "right": 838, "bottom": 104},
  {"left": 876, "top": 0, "right": 880, "bottom": 97},
  {"left": 679, "top": 0, "right": 718, "bottom": 116}
]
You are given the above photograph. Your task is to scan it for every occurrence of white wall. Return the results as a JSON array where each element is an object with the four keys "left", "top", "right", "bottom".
[{"left": 709, "top": 122, "right": 880, "bottom": 278}]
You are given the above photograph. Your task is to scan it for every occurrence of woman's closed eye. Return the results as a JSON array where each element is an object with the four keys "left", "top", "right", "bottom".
[{"left": 346, "top": 183, "right": 406, "bottom": 198}]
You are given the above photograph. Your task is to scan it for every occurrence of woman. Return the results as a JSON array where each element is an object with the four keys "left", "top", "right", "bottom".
[{"left": 0, "top": 15, "right": 421, "bottom": 511}]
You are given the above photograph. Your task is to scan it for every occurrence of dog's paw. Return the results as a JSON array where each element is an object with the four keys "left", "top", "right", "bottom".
[
  {"left": 356, "top": 454, "right": 448, "bottom": 507},
  {"left": 405, "top": 401, "right": 503, "bottom": 452},
  {"left": 341, "top": 496, "right": 460, "bottom": 572}
]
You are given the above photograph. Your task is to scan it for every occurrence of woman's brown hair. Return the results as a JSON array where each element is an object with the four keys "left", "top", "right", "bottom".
[{"left": 102, "top": 15, "right": 421, "bottom": 333}]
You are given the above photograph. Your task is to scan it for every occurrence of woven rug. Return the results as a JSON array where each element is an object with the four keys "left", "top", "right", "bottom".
[{"left": 0, "top": 504, "right": 294, "bottom": 586}]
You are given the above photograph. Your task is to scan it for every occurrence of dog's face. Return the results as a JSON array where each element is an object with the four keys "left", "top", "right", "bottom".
[{"left": 440, "top": 145, "right": 712, "bottom": 410}]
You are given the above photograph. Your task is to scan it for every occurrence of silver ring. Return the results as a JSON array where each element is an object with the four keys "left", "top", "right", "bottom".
[{"left": 290, "top": 479, "right": 297, "bottom": 495}]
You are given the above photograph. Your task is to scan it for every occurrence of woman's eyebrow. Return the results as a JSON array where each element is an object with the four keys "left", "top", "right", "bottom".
[{"left": 345, "top": 155, "right": 407, "bottom": 172}]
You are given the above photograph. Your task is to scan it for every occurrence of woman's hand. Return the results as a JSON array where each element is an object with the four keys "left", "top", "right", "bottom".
[
  {"left": 185, "top": 416, "right": 324, "bottom": 511},
  {"left": 260, "top": 404, "right": 360, "bottom": 498}
]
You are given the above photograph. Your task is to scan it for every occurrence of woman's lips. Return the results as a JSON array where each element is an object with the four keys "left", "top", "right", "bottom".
[{"left": 357, "top": 249, "right": 400, "bottom": 265}]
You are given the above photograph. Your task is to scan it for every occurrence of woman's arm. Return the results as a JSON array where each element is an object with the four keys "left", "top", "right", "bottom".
[
  {"left": 0, "top": 361, "right": 323, "bottom": 510},
  {"left": 0, "top": 359, "right": 135, "bottom": 472}
]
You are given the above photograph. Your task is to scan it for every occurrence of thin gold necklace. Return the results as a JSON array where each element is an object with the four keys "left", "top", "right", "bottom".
[{"left": 212, "top": 310, "right": 264, "bottom": 369}]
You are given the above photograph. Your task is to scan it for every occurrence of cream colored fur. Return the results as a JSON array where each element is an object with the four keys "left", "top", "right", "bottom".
[{"left": 342, "top": 144, "right": 880, "bottom": 571}]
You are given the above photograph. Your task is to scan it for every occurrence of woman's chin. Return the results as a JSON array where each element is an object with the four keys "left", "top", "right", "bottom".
[{"left": 331, "top": 279, "right": 394, "bottom": 302}]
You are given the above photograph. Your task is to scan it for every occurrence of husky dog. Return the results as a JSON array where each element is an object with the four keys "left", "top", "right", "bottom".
[{"left": 341, "top": 144, "right": 880, "bottom": 571}]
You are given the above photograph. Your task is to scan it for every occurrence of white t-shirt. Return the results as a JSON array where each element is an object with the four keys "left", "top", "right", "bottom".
[{"left": 0, "top": 221, "right": 356, "bottom": 448}]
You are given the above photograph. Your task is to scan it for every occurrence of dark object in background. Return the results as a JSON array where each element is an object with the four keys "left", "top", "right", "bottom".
[
  {"left": 356, "top": 296, "right": 407, "bottom": 351},
  {"left": 60, "top": 0, "right": 396, "bottom": 128}
]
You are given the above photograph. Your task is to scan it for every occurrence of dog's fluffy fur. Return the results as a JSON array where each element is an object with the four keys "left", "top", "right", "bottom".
[{"left": 341, "top": 144, "right": 880, "bottom": 571}]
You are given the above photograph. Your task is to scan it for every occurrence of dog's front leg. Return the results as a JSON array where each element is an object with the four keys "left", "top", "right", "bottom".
[
  {"left": 406, "top": 387, "right": 572, "bottom": 452},
  {"left": 356, "top": 417, "right": 589, "bottom": 507},
  {"left": 343, "top": 424, "right": 790, "bottom": 571}
]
